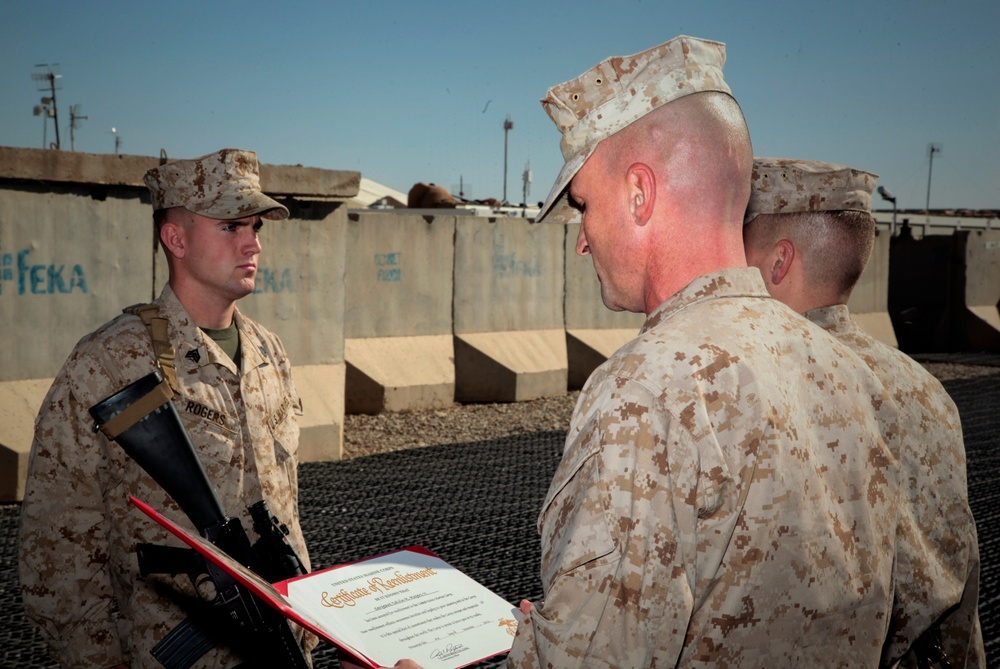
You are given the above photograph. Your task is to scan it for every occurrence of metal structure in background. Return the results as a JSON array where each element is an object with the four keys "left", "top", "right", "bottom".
[
  {"left": 522, "top": 160, "right": 532, "bottom": 210},
  {"left": 878, "top": 185, "right": 898, "bottom": 234},
  {"left": 926, "top": 142, "right": 943, "bottom": 220},
  {"left": 69, "top": 105, "right": 89, "bottom": 152},
  {"left": 31, "top": 64, "right": 61, "bottom": 150},
  {"left": 503, "top": 114, "right": 514, "bottom": 204}
]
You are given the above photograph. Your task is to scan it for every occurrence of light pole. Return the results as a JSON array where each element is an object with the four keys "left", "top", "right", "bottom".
[
  {"left": 522, "top": 161, "right": 532, "bottom": 216},
  {"left": 926, "top": 142, "right": 942, "bottom": 220},
  {"left": 877, "top": 185, "right": 897, "bottom": 236},
  {"left": 503, "top": 114, "right": 513, "bottom": 204}
]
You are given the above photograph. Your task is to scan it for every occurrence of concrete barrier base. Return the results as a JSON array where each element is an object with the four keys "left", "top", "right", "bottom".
[
  {"left": 0, "top": 378, "right": 53, "bottom": 502},
  {"left": 344, "top": 336, "right": 455, "bottom": 415},
  {"left": 851, "top": 312, "right": 898, "bottom": 348},
  {"left": 566, "top": 328, "right": 639, "bottom": 390},
  {"left": 454, "top": 329, "right": 567, "bottom": 403},
  {"left": 961, "top": 306, "right": 1000, "bottom": 351},
  {"left": 294, "top": 363, "right": 346, "bottom": 462}
]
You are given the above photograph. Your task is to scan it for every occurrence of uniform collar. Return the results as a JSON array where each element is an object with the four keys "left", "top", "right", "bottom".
[
  {"left": 641, "top": 267, "right": 771, "bottom": 334},
  {"left": 156, "top": 284, "right": 267, "bottom": 375},
  {"left": 803, "top": 303, "right": 853, "bottom": 334}
]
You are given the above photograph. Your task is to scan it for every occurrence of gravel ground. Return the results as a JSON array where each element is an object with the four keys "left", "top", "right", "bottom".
[
  {"left": 343, "top": 392, "right": 580, "bottom": 458},
  {"left": 343, "top": 360, "right": 1000, "bottom": 459}
]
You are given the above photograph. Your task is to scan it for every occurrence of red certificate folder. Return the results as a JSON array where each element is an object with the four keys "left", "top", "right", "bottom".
[{"left": 131, "top": 497, "right": 521, "bottom": 669}]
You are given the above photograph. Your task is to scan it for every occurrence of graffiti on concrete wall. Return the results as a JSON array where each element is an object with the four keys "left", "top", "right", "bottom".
[
  {"left": 253, "top": 267, "right": 294, "bottom": 293},
  {"left": 0, "top": 248, "right": 88, "bottom": 295},
  {"left": 493, "top": 234, "right": 540, "bottom": 278},
  {"left": 375, "top": 252, "right": 402, "bottom": 282}
]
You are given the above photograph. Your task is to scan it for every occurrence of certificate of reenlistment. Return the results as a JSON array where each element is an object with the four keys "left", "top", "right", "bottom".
[{"left": 131, "top": 497, "right": 522, "bottom": 669}]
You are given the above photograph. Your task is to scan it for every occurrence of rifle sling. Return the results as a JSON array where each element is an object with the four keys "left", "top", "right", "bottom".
[{"left": 97, "top": 377, "right": 174, "bottom": 440}]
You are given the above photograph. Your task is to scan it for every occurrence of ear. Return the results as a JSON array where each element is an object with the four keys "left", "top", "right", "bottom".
[
  {"left": 626, "top": 163, "right": 655, "bottom": 226},
  {"left": 159, "top": 221, "right": 187, "bottom": 259},
  {"left": 769, "top": 239, "right": 795, "bottom": 285}
]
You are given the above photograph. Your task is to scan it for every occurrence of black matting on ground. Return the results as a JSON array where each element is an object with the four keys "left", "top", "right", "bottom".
[{"left": 1, "top": 365, "right": 999, "bottom": 668}]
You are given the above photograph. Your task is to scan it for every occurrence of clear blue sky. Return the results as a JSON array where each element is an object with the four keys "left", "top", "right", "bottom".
[{"left": 2, "top": 0, "right": 997, "bottom": 210}]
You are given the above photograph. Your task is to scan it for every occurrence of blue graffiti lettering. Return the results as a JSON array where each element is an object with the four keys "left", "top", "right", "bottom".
[
  {"left": 69, "top": 265, "right": 88, "bottom": 293},
  {"left": 374, "top": 252, "right": 401, "bottom": 266},
  {"left": 0, "top": 247, "right": 89, "bottom": 296},
  {"left": 253, "top": 267, "right": 295, "bottom": 294},
  {"left": 491, "top": 235, "right": 541, "bottom": 278},
  {"left": 377, "top": 268, "right": 402, "bottom": 282}
]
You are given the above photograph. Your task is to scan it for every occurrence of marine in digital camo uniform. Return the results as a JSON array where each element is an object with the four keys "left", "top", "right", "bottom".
[
  {"left": 19, "top": 149, "right": 314, "bottom": 668},
  {"left": 506, "top": 36, "right": 905, "bottom": 668},
  {"left": 742, "top": 157, "right": 983, "bottom": 668}
]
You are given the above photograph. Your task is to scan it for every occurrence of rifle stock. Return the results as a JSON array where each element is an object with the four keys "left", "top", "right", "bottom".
[{"left": 90, "top": 371, "right": 225, "bottom": 532}]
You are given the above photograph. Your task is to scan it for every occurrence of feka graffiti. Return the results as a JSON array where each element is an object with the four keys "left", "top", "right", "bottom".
[
  {"left": 253, "top": 267, "right": 295, "bottom": 294},
  {"left": 0, "top": 247, "right": 88, "bottom": 295}
]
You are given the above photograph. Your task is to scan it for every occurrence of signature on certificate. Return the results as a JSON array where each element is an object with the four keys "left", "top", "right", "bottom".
[{"left": 430, "top": 643, "right": 469, "bottom": 661}]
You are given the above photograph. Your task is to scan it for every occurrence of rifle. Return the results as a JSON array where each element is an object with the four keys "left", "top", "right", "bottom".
[{"left": 90, "top": 370, "right": 310, "bottom": 669}]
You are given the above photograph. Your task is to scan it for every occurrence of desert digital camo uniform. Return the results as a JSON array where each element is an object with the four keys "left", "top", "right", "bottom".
[
  {"left": 805, "top": 304, "right": 983, "bottom": 668},
  {"left": 20, "top": 284, "right": 311, "bottom": 669},
  {"left": 508, "top": 268, "right": 903, "bottom": 669}
]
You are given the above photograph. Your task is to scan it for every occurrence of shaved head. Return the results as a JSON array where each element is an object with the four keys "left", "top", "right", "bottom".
[{"left": 602, "top": 91, "right": 753, "bottom": 228}]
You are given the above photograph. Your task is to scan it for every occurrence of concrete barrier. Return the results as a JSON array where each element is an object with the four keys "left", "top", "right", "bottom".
[
  {"left": 0, "top": 146, "right": 358, "bottom": 501},
  {"left": 0, "top": 154, "right": 154, "bottom": 502},
  {"left": 888, "top": 231, "right": 954, "bottom": 353},
  {"left": 848, "top": 226, "right": 896, "bottom": 347},
  {"left": 889, "top": 229, "right": 1000, "bottom": 353},
  {"left": 952, "top": 229, "right": 1000, "bottom": 351},
  {"left": 342, "top": 213, "right": 456, "bottom": 413},
  {"left": 453, "top": 217, "right": 567, "bottom": 402}
]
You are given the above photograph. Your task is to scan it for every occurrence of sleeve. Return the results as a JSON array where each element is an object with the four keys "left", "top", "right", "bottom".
[
  {"left": 19, "top": 361, "right": 126, "bottom": 668},
  {"left": 887, "top": 387, "right": 984, "bottom": 668},
  {"left": 508, "top": 378, "right": 696, "bottom": 669}
]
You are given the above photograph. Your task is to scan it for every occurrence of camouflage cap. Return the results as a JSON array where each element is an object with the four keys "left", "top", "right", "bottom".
[
  {"left": 536, "top": 35, "right": 731, "bottom": 224},
  {"left": 143, "top": 148, "right": 289, "bottom": 221},
  {"left": 744, "top": 158, "right": 878, "bottom": 224}
]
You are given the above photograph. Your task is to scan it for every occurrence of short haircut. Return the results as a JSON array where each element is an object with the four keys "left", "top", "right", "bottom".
[
  {"left": 748, "top": 210, "right": 875, "bottom": 300},
  {"left": 152, "top": 206, "right": 193, "bottom": 236}
]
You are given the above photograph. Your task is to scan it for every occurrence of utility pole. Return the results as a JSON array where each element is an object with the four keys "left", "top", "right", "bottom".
[
  {"left": 503, "top": 114, "right": 513, "bottom": 204},
  {"left": 32, "top": 64, "right": 62, "bottom": 149},
  {"left": 926, "top": 142, "right": 942, "bottom": 220}
]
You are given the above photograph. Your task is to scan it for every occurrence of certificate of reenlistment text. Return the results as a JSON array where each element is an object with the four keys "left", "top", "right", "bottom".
[{"left": 132, "top": 497, "right": 521, "bottom": 669}]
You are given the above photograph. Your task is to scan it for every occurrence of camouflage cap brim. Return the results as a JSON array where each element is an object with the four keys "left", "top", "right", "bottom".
[
  {"left": 184, "top": 189, "right": 289, "bottom": 221},
  {"left": 745, "top": 158, "right": 879, "bottom": 224},
  {"left": 144, "top": 148, "right": 289, "bottom": 221}
]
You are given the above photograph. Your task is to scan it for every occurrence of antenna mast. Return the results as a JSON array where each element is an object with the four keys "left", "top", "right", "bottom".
[
  {"left": 32, "top": 64, "right": 62, "bottom": 149},
  {"left": 69, "top": 105, "right": 89, "bottom": 151}
]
